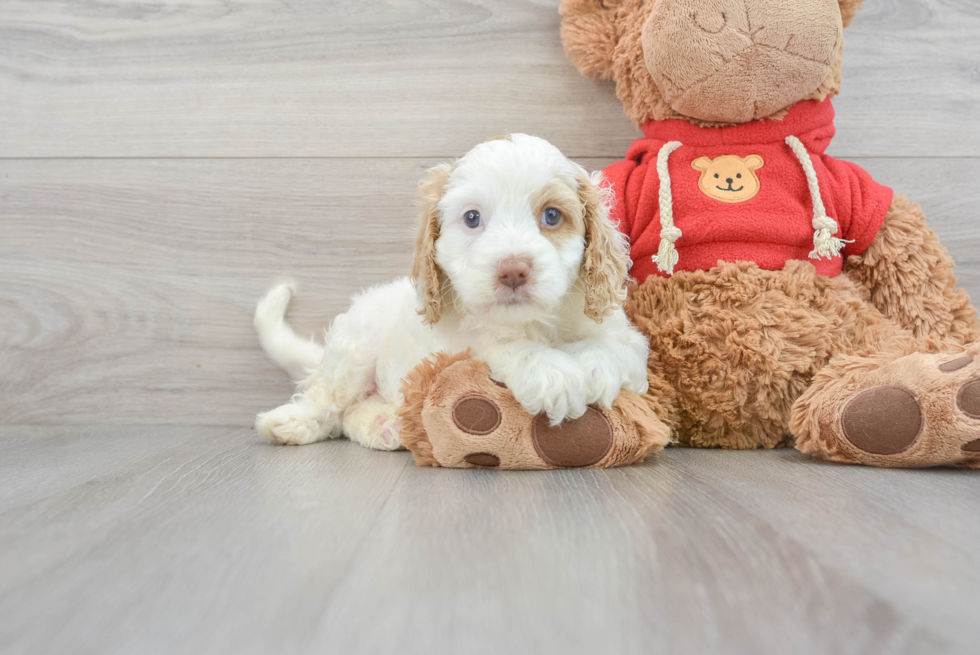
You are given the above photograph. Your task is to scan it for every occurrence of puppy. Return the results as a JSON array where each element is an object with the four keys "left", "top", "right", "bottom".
[{"left": 255, "top": 134, "right": 650, "bottom": 450}]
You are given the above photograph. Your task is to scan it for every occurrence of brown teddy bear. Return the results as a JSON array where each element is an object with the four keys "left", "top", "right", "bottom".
[
  {"left": 398, "top": 351, "right": 671, "bottom": 470},
  {"left": 558, "top": 0, "right": 980, "bottom": 467},
  {"left": 399, "top": 0, "right": 980, "bottom": 469}
]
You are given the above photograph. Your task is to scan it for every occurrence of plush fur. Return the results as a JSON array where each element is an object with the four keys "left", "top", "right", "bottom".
[
  {"left": 561, "top": 0, "right": 980, "bottom": 467},
  {"left": 254, "top": 134, "right": 650, "bottom": 450},
  {"left": 560, "top": 0, "right": 854, "bottom": 127}
]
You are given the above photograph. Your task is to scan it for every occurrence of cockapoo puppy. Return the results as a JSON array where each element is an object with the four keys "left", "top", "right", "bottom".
[{"left": 255, "top": 134, "right": 650, "bottom": 450}]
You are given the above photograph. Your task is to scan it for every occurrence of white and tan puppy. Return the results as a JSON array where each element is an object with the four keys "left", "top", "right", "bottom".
[{"left": 255, "top": 134, "right": 650, "bottom": 450}]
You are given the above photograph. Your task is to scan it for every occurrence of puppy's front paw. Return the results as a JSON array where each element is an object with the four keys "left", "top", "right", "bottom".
[
  {"left": 497, "top": 351, "right": 589, "bottom": 425},
  {"left": 575, "top": 353, "right": 629, "bottom": 408},
  {"left": 564, "top": 342, "right": 649, "bottom": 408}
]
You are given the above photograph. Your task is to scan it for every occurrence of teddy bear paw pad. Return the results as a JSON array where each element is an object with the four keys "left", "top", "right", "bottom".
[
  {"left": 956, "top": 380, "right": 980, "bottom": 419},
  {"left": 463, "top": 453, "right": 501, "bottom": 468},
  {"left": 939, "top": 356, "right": 974, "bottom": 373},
  {"left": 531, "top": 407, "right": 613, "bottom": 468},
  {"left": 840, "top": 385, "right": 923, "bottom": 455},
  {"left": 452, "top": 396, "right": 502, "bottom": 435}
]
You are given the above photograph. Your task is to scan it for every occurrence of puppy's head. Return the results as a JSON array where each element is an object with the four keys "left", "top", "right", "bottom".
[{"left": 411, "top": 134, "right": 629, "bottom": 326}]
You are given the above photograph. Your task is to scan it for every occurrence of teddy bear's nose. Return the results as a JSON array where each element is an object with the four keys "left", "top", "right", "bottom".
[{"left": 726, "top": 178, "right": 734, "bottom": 184}]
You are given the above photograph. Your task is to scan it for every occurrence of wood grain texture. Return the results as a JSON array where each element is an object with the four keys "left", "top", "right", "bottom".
[
  {"left": 0, "top": 0, "right": 978, "bottom": 158},
  {"left": 2, "top": 2, "right": 980, "bottom": 652},
  {"left": 0, "top": 426, "right": 410, "bottom": 655},
  {"left": 1, "top": 428, "right": 976, "bottom": 655},
  {"left": 3, "top": 157, "right": 979, "bottom": 426}
]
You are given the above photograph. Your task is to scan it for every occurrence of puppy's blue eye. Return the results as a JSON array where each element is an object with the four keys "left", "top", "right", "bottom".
[
  {"left": 542, "top": 207, "right": 562, "bottom": 227},
  {"left": 464, "top": 210, "right": 481, "bottom": 229}
]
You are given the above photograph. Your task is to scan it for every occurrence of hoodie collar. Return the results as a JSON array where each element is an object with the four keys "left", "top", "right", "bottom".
[{"left": 639, "top": 99, "right": 837, "bottom": 154}]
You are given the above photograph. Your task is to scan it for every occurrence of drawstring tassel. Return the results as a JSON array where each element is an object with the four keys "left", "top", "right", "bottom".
[
  {"left": 653, "top": 141, "right": 684, "bottom": 275},
  {"left": 785, "top": 135, "right": 853, "bottom": 260}
]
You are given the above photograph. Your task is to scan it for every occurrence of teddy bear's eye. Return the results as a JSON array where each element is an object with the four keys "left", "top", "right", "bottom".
[
  {"left": 736, "top": 173, "right": 742, "bottom": 179},
  {"left": 714, "top": 174, "right": 719, "bottom": 179}
]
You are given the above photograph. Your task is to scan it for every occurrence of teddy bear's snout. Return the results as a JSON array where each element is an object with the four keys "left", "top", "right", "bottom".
[{"left": 641, "top": 0, "right": 844, "bottom": 123}]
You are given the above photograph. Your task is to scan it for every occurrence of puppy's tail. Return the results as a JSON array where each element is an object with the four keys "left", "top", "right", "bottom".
[{"left": 254, "top": 282, "right": 325, "bottom": 381}]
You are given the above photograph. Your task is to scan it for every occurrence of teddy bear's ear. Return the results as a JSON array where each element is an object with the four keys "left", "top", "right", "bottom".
[
  {"left": 691, "top": 157, "right": 712, "bottom": 172},
  {"left": 744, "top": 155, "right": 764, "bottom": 171},
  {"left": 838, "top": 0, "right": 867, "bottom": 28},
  {"left": 559, "top": 0, "right": 627, "bottom": 79}
]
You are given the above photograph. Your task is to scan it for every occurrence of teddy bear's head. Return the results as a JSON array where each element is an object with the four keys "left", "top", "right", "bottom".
[{"left": 560, "top": 0, "right": 866, "bottom": 126}]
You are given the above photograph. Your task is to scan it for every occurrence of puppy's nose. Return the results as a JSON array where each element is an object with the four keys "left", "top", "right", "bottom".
[{"left": 497, "top": 257, "right": 531, "bottom": 289}]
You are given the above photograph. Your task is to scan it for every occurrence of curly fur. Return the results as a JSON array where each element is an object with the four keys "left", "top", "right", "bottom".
[
  {"left": 626, "top": 259, "right": 911, "bottom": 449},
  {"left": 581, "top": 171, "right": 630, "bottom": 321},
  {"left": 411, "top": 163, "right": 453, "bottom": 326},
  {"left": 625, "top": 196, "right": 980, "bottom": 456},
  {"left": 843, "top": 195, "right": 980, "bottom": 345},
  {"left": 561, "top": 0, "right": 980, "bottom": 467},
  {"left": 255, "top": 135, "right": 651, "bottom": 448}
]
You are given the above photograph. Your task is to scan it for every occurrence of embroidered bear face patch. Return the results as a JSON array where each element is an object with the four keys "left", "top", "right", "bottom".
[{"left": 692, "top": 155, "right": 765, "bottom": 204}]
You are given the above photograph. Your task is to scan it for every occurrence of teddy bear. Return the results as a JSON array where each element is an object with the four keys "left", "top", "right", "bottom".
[
  {"left": 398, "top": 0, "right": 980, "bottom": 469},
  {"left": 398, "top": 351, "right": 671, "bottom": 469}
]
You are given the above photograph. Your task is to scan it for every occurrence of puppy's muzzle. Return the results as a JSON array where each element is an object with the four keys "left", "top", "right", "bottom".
[{"left": 497, "top": 257, "right": 531, "bottom": 289}]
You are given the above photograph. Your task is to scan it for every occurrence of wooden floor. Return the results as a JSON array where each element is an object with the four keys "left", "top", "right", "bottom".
[{"left": 2, "top": 1, "right": 980, "bottom": 653}]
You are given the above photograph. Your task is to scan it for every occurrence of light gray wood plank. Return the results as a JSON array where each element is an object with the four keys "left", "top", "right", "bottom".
[
  {"left": 0, "top": 0, "right": 978, "bottom": 158},
  {"left": 664, "top": 449, "right": 980, "bottom": 654},
  {"left": 315, "top": 450, "right": 968, "bottom": 655},
  {"left": 0, "top": 425, "right": 221, "bottom": 513},
  {"left": 3, "top": 427, "right": 975, "bottom": 655},
  {"left": 0, "top": 426, "right": 409, "bottom": 655},
  {"left": 3, "top": 157, "right": 979, "bottom": 427}
]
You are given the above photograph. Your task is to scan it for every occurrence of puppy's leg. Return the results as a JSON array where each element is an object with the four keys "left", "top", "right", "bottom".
[
  {"left": 342, "top": 395, "right": 403, "bottom": 451},
  {"left": 256, "top": 392, "right": 343, "bottom": 446},
  {"left": 482, "top": 340, "right": 589, "bottom": 425},
  {"left": 562, "top": 312, "right": 651, "bottom": 408}
]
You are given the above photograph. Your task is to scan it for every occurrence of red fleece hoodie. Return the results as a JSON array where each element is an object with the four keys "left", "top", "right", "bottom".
[{"left": 603, "top": 99, "right": 893, "bottom": 281}]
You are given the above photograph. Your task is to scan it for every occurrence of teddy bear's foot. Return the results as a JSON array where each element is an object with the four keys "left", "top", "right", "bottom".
[
  {"left": 397, "top": 352, "right": 672, "bottom": 469},
  {"left": 792, "top": 348, "right": 980, "bottom": 468}
]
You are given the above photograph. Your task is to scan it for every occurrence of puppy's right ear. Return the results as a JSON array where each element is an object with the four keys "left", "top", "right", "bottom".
[
  {"left": 411, "top": 163, "right": 453, "bottom": 325},
  {"left": 560, "top": 0, "right": 626, "bottom": 79}
]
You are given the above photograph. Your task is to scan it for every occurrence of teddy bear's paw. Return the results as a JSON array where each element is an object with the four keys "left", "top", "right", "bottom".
[
  {"left": 800, "top": 350, "right": 980, "bottom": 468},
  {"left": 451, "top": 399, "right": 613, "bottom": 469},
  {"left": 531, "top": 407, "right": 614, "bottom": 468},
  {"left": 405, "top": 355, "right": 663, "bottom": 470}
]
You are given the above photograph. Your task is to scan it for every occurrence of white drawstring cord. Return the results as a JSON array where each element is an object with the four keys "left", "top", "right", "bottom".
[
  {"left": 785, "top": 135, "right": 852, "bottom": 260},
  {"left": 652, "top": 141, "right": 683, "bottom": 275},
  {"left": 652, "top": 136, "right": 849, "bottom": 275}
]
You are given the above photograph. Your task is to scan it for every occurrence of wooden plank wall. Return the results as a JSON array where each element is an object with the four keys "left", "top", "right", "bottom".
[{"left": 2, "top": 0, "right": 980, "bottom": 426}]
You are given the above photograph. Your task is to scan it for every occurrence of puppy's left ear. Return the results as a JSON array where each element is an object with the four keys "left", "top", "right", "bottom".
[
  {"left": 579, "top": 170, "right": 629, "bottom": 322},
  {"left": 411, "top": 163, "right": 453, "bottom": 325}
]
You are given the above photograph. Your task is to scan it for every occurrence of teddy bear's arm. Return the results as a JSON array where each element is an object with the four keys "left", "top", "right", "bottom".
[{"left": 843, "top": 195, "right": 980, "bottom": 345}]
